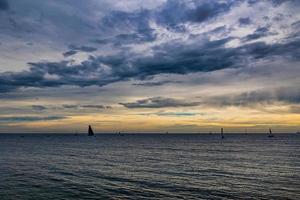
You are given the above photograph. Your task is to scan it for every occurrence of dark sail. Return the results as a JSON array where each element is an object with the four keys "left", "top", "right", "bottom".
[{"left": 88, "top": 125, "right": 94, "bottom": 136}]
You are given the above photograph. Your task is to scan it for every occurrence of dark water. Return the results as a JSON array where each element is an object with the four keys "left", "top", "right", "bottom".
[{"left": 0, "top": 134, "right": 299, "bottom": 200}]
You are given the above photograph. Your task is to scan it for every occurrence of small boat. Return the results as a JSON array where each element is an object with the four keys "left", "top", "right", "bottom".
[
  {"left": 296, "top": 131, "right": 300, "bottom": 134},
  {"left": 88, "top": 125, "right": 95, "bottom": 136},
  {"left": 221, "top": 128, "right": 224, "bottom": 139},
  {"left": 268, "top": 128, "right": 274, "bottom": 137}
]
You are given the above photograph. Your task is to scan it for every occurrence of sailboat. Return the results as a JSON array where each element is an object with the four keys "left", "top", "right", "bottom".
[
  {"left": 221, "top": 128, "right": 224, "bottom": 139},
  {"left": 268, "top": 128, "right": 274, "bottom": 137},
  {"left": 88, "top": 125, "right": 95, "bottom": 136}
]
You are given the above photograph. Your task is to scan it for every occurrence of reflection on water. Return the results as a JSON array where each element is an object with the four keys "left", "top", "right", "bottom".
[{"left": 0, "top": 134, "right": 299, "bottom": 199}]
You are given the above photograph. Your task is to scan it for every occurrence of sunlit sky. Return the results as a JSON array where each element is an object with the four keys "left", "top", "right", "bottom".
[{"left": 0, "top": 0, "right": 300, "bottom": 133}]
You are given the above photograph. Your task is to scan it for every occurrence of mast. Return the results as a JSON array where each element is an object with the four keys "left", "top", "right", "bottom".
[
  {"left": 88, "top": 125, "right": 94, "bottom": 136},
  {"left": 221, "top": 128, "right": 224, "bottom": 139},
  {"left": 268, "top": 128, "right": 274, "bottom": 137}
]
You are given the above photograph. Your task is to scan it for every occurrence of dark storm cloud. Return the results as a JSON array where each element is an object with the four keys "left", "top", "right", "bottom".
[
  {"left": 0, "top": 0, "right": 8, "bottom": 10},
  {"left": 0, "top": 36, "right": 300, "bottom": 93},
  {"left": 0, "top": 0, "right": 299, "bottom": 94},
  {"left": 0, "top": 116, "right": 66, "bottom": 123},
  {"left": 120, "top": 97, "right": 200, "bottom": 108}
]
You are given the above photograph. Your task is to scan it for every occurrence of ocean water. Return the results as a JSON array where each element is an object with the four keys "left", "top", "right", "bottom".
[{"left": 0, "top": 134, "right": 299, "bottom": 200}]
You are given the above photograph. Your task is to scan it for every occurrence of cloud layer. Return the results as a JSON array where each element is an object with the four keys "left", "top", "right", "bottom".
[{"left": 0, "top": 0, "right": 299, "bottom": 132}]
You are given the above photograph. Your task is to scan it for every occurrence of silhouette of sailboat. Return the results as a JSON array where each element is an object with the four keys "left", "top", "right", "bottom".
[
  {"left": 88, "top": 125, "right": 94, "bottom": 136},
  {"left": 268, "top": 128, "right": 274, "bottom": 137},
  {"left": 221, "top": 128, "right": 224, "bottom": 139}
]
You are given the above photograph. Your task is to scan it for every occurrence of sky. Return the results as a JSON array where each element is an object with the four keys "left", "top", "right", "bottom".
[{"left": 0, "top": 0, "right": 300, "bottom": 133}]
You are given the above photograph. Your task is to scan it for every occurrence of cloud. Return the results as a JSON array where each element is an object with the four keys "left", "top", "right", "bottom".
[
  {"left": 155, "top": 111, "right": 200, "bottom": 116},
  {"left": 81, "top": 105, "right": 112, "bottom": 109},
  {"left": 204, "top": 87, "right": 300, "bottom": 107},
  {"left": 156, "top": 0, "right": 237, "bottom": 26},
  {"left": 238, "top": 17, "right": 251, "bottom": 25},
  {"left": 68, "top": 45, "right": 97, "bottom": 52},
  {"left": 0, "top": 36, "right": 299, "bottom": 93},
  {"left": 120, "top": 97, "right": 200, "bottom": 108},
  {"left": 0, "top": 116, "right": 66, "bottom": 123},
  {"left": 63, "top": 104, "right": 112, "bottom": 110},
  {"left": 63, "top": 50, "right": 78, "bottom": 57},
  {"left": 32, "top": 105, "right": 47, "bottom": 111},
  {"left": 0, "top": 0, "right": 8, "bottom": 10},
  {"left": 0, "top": 0, "right": 299, "bottom": 97},
  {"left": 63, "top": 45, "right": 97, "bottom": 57},
  {"left": 244, "top": 26, "right": 272, "bottom": 41},
  {"left": 133, "top": 80, "right": 181, "bottom": 86}
]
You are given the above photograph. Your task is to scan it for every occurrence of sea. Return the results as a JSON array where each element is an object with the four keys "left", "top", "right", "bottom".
[{"left": 0, "top": 133, "right": 299, "bottom": 200}]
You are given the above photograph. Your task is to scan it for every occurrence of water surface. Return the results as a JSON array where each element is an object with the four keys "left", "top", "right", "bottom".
[{"left": 0, "top": 134, "right": 299, "bottom": 199}]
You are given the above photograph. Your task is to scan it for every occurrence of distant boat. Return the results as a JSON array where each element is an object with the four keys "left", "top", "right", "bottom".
[
  {"left": 268, "top": 128, "right": 274, "bottom": 137},
  {"left": 88, "top": 125, "right": 94, "bottom": 136},
  {"left": 118, "top": 131, "right": 124, "bottom": 136},
  {"left": 221, "top": 128, "right": 224, "bottom": 139},
  {"left": 296, "top": 131, "right": 300, "bottom": 134}
]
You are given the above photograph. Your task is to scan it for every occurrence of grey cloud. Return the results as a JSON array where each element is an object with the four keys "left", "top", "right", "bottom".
[
  {"left": 63, "top": 50, "right": 78, "bottom": 57},
  {"left": 244, "top": 26, "right": 271, "bottom": 41},
  {"left": 120, "top": 97, "right": 200, "bottom": 108},
  {"left": 156, "top": 0, "right": 237, "bottom": 27},
  {"left": 133, "top": 80, "right": 181, "bottom": 87},
  {"left": 63, "top": 104, "right": 78, "bottom": 109},
  {"left": 289, "top": 105, "right": 300, "bottom": 113},
  {"left": 0, "top": 36, "right": 300, "bottom": 93},
  {"left": 239, "top": 17, "right": 251, "bottom": 25},
  {"left": 155, "top": 112, "right": 200, "bottom": 116},
  {"left": 81, "top": 105, "right": 112, "bottom": 109},
  {"left": 0, "top": 0, "right": 299, "bottom": 94},
  {"left": 63, "top": 104, "right": 111, "bottom": 110},
  {"left": 0, "top": 116, "right": 66, "bottom": 123},
  {"left": 32, "top": 105, "right": 47, "bottom": 111},
  {"left": 0, "top": 0, "right": 8, "bottom": 10},
  {"left": 69, "top": 45, "right": 97, "bottom": 53},
  {"left": 205, "top": 87, "right": 300, "bottom": 107}
]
